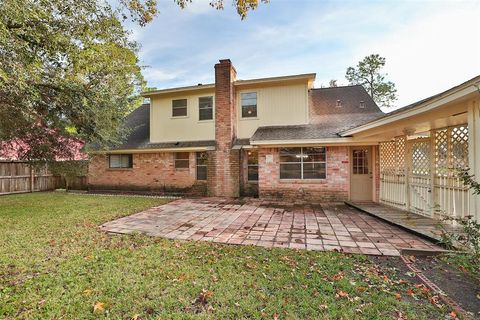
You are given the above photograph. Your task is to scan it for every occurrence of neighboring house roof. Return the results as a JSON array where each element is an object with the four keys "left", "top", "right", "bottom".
[
  {"left": 0, "top": 136, "right": 86, "bottom": 161},
  {"left": 251, "top": 85, "right": 384, "bottom": 142},
  {"left": 107, "top": 103, "right": 215, "bottom": 152}
]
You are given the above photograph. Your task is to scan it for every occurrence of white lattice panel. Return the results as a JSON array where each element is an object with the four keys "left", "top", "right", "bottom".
[
  {"left": 435, "top": 129, "right": 449, "bottom": 176},
  {"left": 411, "top": 140, "right": 430, "bottom": 176},
  {"left": 395, "top": 136, "right": 406, "bottom": 172},
  {"left": 379, "top": 141, "right": 395, "bottom": 173},
  {"left": 451, "top": 125, "right": 469, "bottom": 169}
]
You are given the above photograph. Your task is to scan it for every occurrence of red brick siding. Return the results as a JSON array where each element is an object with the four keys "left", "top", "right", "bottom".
[
  {"left": 258, "top": 146, "right": 349, "bottom": 201},
  {"left": 88, "top": 152, "right": 205, "bottom": 194},
  {"left": 210, "top": 59, "right": 240, "bottom": 197}
]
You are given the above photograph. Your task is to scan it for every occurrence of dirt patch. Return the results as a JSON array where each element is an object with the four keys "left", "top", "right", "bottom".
[
  {"left": 372, "top": 255, "right": 480, "bottom": 318},
  {"left": 413, "top": 256, "right": 480, "bottom": 316}
]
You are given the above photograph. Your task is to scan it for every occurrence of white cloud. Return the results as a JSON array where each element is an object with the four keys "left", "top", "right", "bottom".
[{"left": 350, "top": 2, "right": 480, "bottom": 109}]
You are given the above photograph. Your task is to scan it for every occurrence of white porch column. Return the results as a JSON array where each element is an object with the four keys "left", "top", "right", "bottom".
[{"left": 468, "top": 99, "right": 480, "bottom": 222}]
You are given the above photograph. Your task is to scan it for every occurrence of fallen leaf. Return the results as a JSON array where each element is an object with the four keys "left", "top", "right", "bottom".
[
  {"left": 83, "top": 288, "right": 93, "bottom": 296},
  {"left": 395, "top": 293, "right": 401, "bottom": 301},
  {"left": 448, "top": 311, "right": 458, "bottom": 319},
  {"left": 93, "top": 301, "right": 105, "bottom": 313},
  {"left": 336, "top": 290, "right": 349, "bottom": 299}
]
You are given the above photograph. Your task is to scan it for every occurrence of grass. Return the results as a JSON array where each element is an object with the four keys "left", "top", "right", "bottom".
[
  {"left": 440, "top": 253, "right": 480, "bottom": 280},
  {"left": 0, "top": 192, "right": 453, "bottom": 319}
]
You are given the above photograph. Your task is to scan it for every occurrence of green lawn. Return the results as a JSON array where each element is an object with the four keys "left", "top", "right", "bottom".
[{"left": 0, "top": 192, "right": 452, "bottom": 319}]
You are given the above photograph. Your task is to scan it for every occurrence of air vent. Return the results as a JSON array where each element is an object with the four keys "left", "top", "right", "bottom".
[{"left": 359, "top": 101, "right": 365, "bottom": 108}]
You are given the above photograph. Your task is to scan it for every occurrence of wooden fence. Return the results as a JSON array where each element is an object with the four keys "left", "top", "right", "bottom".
[{"left": 0, "top": 161, "right": 87, "bottom": 195}]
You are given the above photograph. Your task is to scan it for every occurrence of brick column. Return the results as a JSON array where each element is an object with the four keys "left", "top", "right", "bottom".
[{"left": 208, "top": 59, "right": 240, "bottom": 197}]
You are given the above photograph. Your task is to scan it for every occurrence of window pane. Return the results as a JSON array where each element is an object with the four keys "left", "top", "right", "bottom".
[
  {"left": 196, "top": 152, "right": 208, "bottom": 165},
  {"left": 173, "top": 99, "right": 187, "bottom": 108},
  {"left": 352, "top": 149, "right": 368, "bottom": 175},
  {"left": 109, "top": 155, "right": 121, "bottom": 168},
  {"left": 242, "top": 92, "right": 257, "bottom": 100},
  {"left": 172, "top": 99, "right": 187, "bottom": 117},
  {"left": 175, "top": 160, "right": 189, "bottom": 168},
  {"left": 197, "top": 166, "right": 207, "bottom": 180},
  {"left": 199, "top": 108, "right": 213, "bottom": 121},
  {"left": 280, "top": 148, "right": 302, "bottom": 163},
  {"left": 280, "top": 163, "right": 301, "bottom": 179},
  {"left": 199, "top": 97, "right": 213, "bottom": 120},
  {"left": 172, "top": 107, "right": 187, "bottom": 117},
  {"left": 109, "top": 154, "right": 132, "bottom": 168},
  {"left": 121, "top": 155, "right": 132, "bottom": 168},
  {"left": 303, "top": 163, "right": 326, "bottom": 179},
  {"left": 247, "top": 150, "right": 258, "bottom": 165},
  {"left": 242, "top": 105, "right": 257, "bottom": 118},
  {"left": 176, "top": 152, "right": 189, "bottom": 160},
  {"left": 303, "top": 147, "right": 326, "bottom": 162},
  {"left": 241, "top": 92, "right": 257, "bottom": 118},
  {"left": 175, "top": 152, "right": 189, "bottom": 168},
  {"left": 248, "top": 166, "right": 258, "bottom": 181}
]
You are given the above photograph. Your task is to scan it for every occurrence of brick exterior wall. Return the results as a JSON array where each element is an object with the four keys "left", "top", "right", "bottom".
[
  {"left": 258, "top": 146, "right": 349, "bottom": 201},
  {"left": 208, "top": 59, "right": 240, "bottom": 197},
  {"left": 88, "top": 152, "right": 206, "bottom": 195}
]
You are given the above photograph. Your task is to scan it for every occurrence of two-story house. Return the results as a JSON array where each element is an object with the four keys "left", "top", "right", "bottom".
[{"left": 88, "top": 59, "right": 384, "bottom": 201}]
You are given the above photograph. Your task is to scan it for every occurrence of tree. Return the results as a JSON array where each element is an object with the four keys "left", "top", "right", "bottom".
[
  {"left": 0, "top": 0, "right": 267, "bottom": 164},
  {"left": 175, "top": 0, "right": 269, "bottom": 19},
  {"left": 329, "top": 80, "right": 338, "bottom": 87},
  {"left": 345, "top": 54, "right": 397, "bottom": 107}
]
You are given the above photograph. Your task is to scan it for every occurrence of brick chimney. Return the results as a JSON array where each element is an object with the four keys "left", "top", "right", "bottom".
[{"left": 207, "top": 59, "right": 240, "bottom": 197}]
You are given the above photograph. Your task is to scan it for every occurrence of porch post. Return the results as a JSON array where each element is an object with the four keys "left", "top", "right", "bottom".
[{"left": 468, "top": 99, "right": 480, "bottom": 222}]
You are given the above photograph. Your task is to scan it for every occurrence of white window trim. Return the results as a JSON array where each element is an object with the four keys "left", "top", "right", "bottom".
[
  {"left": 198, "top": 96, "right": 214, "bottom": 121},
  {"left": 172, "top": 99, "right": 188, "bottom": 118},
  {"left": 240, "top": 92, "right": 258, "bottom": 119}
]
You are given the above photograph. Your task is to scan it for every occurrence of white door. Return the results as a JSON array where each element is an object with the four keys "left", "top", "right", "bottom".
[{"left": 351, "top": 147, "right": 373, "bottom": 201}]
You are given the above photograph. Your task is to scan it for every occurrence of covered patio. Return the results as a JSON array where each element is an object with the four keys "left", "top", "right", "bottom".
[{"left": 341, "top": 76, "right": 480, "bottom": 225}]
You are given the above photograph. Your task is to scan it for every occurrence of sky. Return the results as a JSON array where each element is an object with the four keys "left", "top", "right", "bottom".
[{"left": 128, "top": 0, "right": 480, "bottom": 111}]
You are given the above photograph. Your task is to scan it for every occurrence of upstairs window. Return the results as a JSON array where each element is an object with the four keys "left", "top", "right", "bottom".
[
  {"left": 199, "top": 96, "right": 213, "bottom": 121},
  {"left": 175, "top": 152, "right": 189, "bottom": 169},
  {"left": 241, "top": 92, "right": 257, "bottom": 118},
  {"left": 108, "top": 154, "right": 133, "bottom": 169},
  {"left": 280, "top": 147, "right": 326, "bottom": 179},
  {"left": 172, "top": 99, "right": 187, "bottom": 117}
]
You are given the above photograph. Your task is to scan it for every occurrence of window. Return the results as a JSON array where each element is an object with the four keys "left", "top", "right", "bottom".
[
  {"left": 196, "top": 152, "right": 207, "bottom": 180},
  {"left": 175, "top": 152, "right": 189, "bottom": 169},
  {"left": 172, "top": 99, "right": 187, "bottom": 117},
  {"left": 247, "top": 150, "right": 258, "bottom": 181},
  {"left": 280, "top": 147, "right": 326, "bottom": 179},
  {"left": 241, "top": 92, "right": 257, "bottom": 118},
  {"left": 199, "top": 96, "right": 213, "bottom": 121},
  {"left": 352, "top": 149, "right": 369, "bottom": 174},
  {"left": 108, "top": 154, "right": 132, "bottom": 169}
]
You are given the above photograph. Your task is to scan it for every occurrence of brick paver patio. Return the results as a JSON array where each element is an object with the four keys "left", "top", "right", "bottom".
[{"left": 101, "top": 198, "right": 442, "bottom": 256}]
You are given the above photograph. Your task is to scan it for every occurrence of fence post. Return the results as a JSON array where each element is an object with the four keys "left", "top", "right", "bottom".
[{"left": 30, "top": 164, "right": 34, "bottom": 192}]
